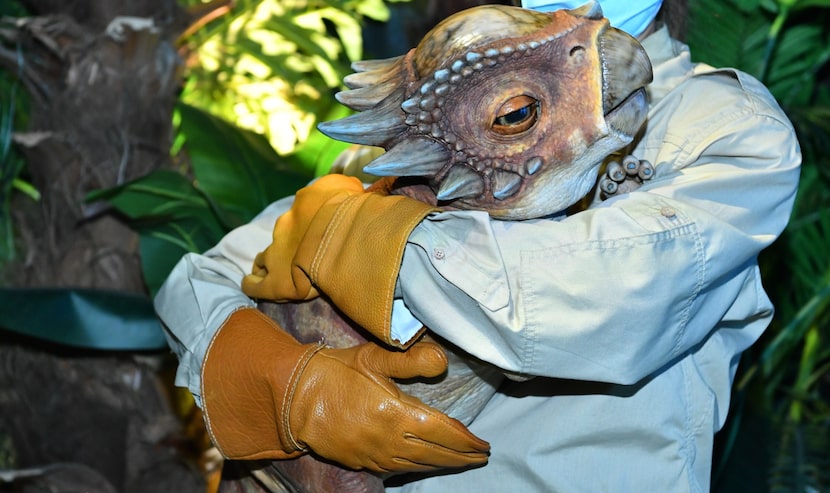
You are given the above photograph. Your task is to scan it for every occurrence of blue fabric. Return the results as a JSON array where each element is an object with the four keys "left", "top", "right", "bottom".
[{"left": 521, "top": 0, "right": 663, "bottom": 37}]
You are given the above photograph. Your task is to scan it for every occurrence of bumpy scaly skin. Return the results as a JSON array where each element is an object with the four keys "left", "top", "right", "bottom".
[
  {"left": 232, "top": 4, "right": 654, "bottom": 492},
  {"left": 319, "top": 3, "right": 652, "bottom": 219}
]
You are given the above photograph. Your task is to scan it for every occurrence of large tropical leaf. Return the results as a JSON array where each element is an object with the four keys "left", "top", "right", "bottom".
[
  {"left": 687, "top": 0, "right": 769, "bottom": 72},
  {"left": 0, "top": 287, "right": 166, "bottom": 350},
  {"left": 177, "top": 0, "right": 394, "bottom": 156},
  {"left": 689, "top": 1, "right": 830, "bottom": 491},
  {"left": 89, "top": 103, "right": 319, "bottom": 295},
  {"left": 86, "top": 169, "right": 230, "bottom": 295},
  {"left": 177, "top": 102, "right": 312, "bottom": 228}
]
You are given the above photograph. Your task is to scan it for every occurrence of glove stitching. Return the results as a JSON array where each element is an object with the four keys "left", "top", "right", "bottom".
[
  {"left": 198, "top": 306, "right": 251, "bottom": 459},
  {"left": 199, "top": 375, "right": 222, "bottom": 457},
  {"left": 282, "top": 342, "right": 326, "bottom": 452},
  {"left": 310, "top": 194, "right": 362, "bottom": 280}
]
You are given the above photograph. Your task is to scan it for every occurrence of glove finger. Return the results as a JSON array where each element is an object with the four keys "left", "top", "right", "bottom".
[
  {"left": 373, "top": 392, "right": 489, "bottom": 455},
  {"left": 402, "top": 408, "right": 491, "bottom": 454},
  {"left": 363, "top": 341, "right": 448, "bottom": 380},
  {"left": 388, "top": 445, "right": 490, "bottom": 472}
]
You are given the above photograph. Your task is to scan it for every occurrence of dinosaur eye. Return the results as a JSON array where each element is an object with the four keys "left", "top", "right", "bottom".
[{"left": 493, "top": 95, "right": 540, "bottom": 135}]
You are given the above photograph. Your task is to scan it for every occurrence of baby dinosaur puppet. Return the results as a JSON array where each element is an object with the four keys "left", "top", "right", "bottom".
[{"left": 222, "top": 3, "right": 653, "bottom": 491}]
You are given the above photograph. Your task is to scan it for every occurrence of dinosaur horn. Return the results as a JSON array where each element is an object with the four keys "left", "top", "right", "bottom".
[
  {"left": 351, "top": 55, "right": 404, "bottom": 73},
  {"left": 569, "top": 0, "right": 603, "bottom": 19},
  {"left": 335, "top": 81, "right": 401, "bottom": 111},
  {"left": 343, "top": 61, "right": 404, "bottom": 89},
  {"left": 436, "top": 166, "right": 484, "bottom": 201},
  {"left": 339, "top": 56, "right": 409, "bottom": 109},
  {"left": 317, "top": 89, "right": 408, "bottom": 147},
  {"left": 363, "top": 137, "right": 449, "bottom": 177}
]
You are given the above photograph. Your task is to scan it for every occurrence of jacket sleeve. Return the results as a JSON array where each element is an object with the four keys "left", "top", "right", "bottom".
[
  {"left": 397, "top": 71, "right": 801, "bottom": 384},
  {"left": 154, "top": 197, "right": 293, "bottom": 406}
]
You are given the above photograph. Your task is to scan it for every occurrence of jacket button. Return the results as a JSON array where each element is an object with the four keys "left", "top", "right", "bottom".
[{"left": 660, "top": 206, "right": 677, "bottom": 218}]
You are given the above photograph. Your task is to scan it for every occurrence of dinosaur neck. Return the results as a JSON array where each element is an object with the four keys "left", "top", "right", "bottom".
[{"left": 366, "top": 177, "right": 441, "bottom": 208}]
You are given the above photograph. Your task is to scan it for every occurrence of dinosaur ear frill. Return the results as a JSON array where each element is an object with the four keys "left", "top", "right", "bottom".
[
  {"left": 318, "top": 54, "right": 412, "bottom": 147},
  {"left": 337, "top": 55, "right": 408, "bottom": 112}
]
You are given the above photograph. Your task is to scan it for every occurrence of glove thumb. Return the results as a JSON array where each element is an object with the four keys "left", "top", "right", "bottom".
[{"left": 362, "top": 341, "right": 448, "bottom": 381}]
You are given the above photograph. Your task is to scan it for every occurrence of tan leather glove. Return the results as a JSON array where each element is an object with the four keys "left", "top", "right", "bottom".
[
  {"left": 242, "top": 174, "right": 439, "bottom": 348},
  {"left": 201, "top": 307, "right": 489, "bottom": 472}
]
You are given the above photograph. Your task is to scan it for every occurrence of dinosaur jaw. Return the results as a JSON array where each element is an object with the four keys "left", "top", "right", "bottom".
[{"left": 605, "top": 87, "right": 649, "bottom": 141}]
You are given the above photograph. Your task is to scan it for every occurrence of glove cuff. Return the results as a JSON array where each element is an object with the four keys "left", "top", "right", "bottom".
[
  {"left": 200, "top": 307, "right": 324, "bottom": 460},
  {"left": 311, "top": 193, "right": 437, "bottom": 349}
]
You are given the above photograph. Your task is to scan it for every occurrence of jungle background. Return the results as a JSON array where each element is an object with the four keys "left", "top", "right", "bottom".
[{"left": 0, "top": 0, "right": 827, "bottom": 491}]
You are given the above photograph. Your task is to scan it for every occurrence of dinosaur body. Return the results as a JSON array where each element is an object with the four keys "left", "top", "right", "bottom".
[{"left": 221, "top": 3, "right": 652, "bottom": 491}]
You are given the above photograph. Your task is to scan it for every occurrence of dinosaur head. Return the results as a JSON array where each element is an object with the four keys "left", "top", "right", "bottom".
[{"left": 318, "top": 2, "right": 652, "bottom": 219}]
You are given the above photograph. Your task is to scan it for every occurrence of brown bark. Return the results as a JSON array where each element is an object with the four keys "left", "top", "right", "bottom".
[
  {"left": 0, "top": 3, "right": 209, "bottom": 491},
  {"left": 1, "top": 0, "right": 186, "bottom": 292}
]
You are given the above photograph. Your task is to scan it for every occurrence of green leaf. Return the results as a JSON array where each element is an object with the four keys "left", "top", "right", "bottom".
[
  {"left": 138, "top": 224, "right": 215, "bottom": 297},
  {"left": 87, "top": 169, "right": 215, "bottom": 221},
  {"left": 764, "top": 24, "right": 829, "bottom": 105},
  {"left": 792, "top": 0, "right": 830, "bottom": 9},
  {"left": 86, "top": 169, "right": 230, "bottom": 294},
  {"left": 294, "top": 103, "right": 354, "bottom": 176},
  {"left": 687, "top": 0, "right": 769, "bottom": 73},
  {"left": 177, "top": 102, "right": 312, "bottom": 227},
  {"left": 0, "top": 287, "right": 167, "bottom": 350}
]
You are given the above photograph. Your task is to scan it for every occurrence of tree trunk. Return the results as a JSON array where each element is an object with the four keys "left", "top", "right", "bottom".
[
  {"left": 0, "top": 2, "right": 209, "bottom": 491},
  {"left": 2, "top": 0, "right": 186, "bottom": 292}
]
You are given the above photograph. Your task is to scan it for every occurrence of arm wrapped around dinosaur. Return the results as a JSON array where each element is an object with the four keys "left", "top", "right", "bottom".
[
  {"left": 242, "top": 174, "right": 438, "bottom": 348},
  {"left": 199, "top": 2, "right": 653, "bottom": 490}
]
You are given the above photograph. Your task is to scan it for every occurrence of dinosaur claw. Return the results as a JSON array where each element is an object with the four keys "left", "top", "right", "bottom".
[
  {"left": 600, "top": 155, "right": 655, "bottom": 199},
  {"left": 607, "top": 161, "right": 626, "bottom": 182},
  {"left": 637, "top": 160, "right": 654, "bottom": 180},
  {"left": 599, "top": 175, "right": 619, "bottom": 195}
]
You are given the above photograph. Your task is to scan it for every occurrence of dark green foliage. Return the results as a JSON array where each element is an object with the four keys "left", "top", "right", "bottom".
[
  {"left": 687, "top": 0, "right": 830, "bottom": 491},
  {"left": 87, "top": 103, "right": 314, "bottom": 295}
]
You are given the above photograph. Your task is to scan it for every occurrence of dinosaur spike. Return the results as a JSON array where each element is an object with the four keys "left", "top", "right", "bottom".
[
  {"left": 335, "top": 80, "right": 401, "bottom": 111},
  {"left": 492, "top": 170, "right": 523, "bottom": 200},
  {"left": 318, "top": 89, "right": 407, "bottom": 147},
  {"left": 351, "top": 55, "right": 404, "bottom": 73},
  {"left": 363, "top": 138, "right": 449, "bottom": 177},
  {"left": 569, "top": 1, "right": 603, "bottom": 20},
  {"left": 524, "top": 156, "right": 544, "bottom": 176},
  {"left": 343, "top": 62, "right": 404, "bottom": 89},
  {"left": 343, "top": 71, "right": 379, "bottom": 90},
  {"left": 437, "top": 166, "right": 484, "bottom": 201}
]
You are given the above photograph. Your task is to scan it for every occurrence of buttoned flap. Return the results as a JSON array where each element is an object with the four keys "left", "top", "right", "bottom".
[
  {"left": 516, "top": 200, "right": 704, "bottom": 381},
  {"left": 408, "top": 210, "right": 511, "bottom": 312}
]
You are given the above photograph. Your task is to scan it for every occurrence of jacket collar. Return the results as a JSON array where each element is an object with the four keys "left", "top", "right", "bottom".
[{"left": 640, "top": 25, "right": 694, "bottom": 105}]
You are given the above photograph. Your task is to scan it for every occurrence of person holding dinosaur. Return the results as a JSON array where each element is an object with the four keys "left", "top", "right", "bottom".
[{"left": 154, "top": 0, "right": 801, "bottom": 490}]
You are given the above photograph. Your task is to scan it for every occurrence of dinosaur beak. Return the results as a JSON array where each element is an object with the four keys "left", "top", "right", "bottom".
[{"left": 598, "top": 27, "right": 653, "bottom": 137}]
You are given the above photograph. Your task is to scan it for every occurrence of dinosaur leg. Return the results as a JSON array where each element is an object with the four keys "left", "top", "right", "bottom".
[{"left": 217, "top": 457, "right": 385, "bottom": 493}]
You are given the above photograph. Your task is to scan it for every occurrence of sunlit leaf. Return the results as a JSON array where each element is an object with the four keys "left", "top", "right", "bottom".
[
  {"left": 177, "top": 0, "right": 380, "bottom": 156},
  {"left": 177, "top": 102, "right": 311, "bottom": 227}
]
